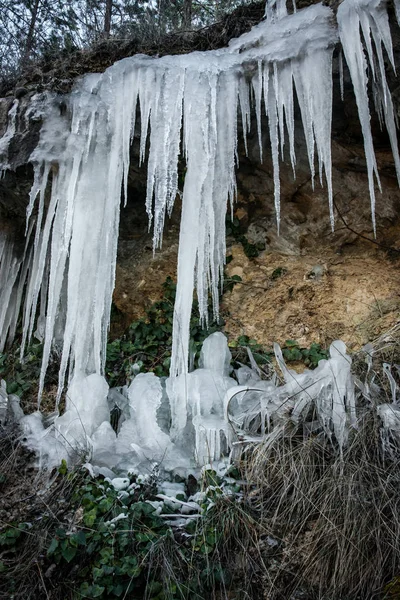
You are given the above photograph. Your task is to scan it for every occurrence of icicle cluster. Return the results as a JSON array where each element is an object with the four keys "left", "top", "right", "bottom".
[
  {"left": 0, "top": 0, "right": 398, "bottom": 435},
  {"left": 0, "top": 228, "right": 32, "bottom": 352},
  {"left": 18, "top": 331, "right": 357, "bottom": 471},
  {"left": 337, "top": 0, "right": 400, "bottom": 235},
  {"left": 6, "top": 2, "right": 337, "bottom": 394}
]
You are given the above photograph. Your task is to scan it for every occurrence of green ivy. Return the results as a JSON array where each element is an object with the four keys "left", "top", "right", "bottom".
[
  {"left": 0, "top": 523, "right": 28, "bottom": 549},
  {"left": 281, "top": 340, "right": 328, "bottom": 368},
  {"left": 0, "top": 342, "right": 43, "bottom": 397},
  {"left": 46, "top": 475, "right": 167, "bottom": 598},
  {"left": 106, "top": 277, "right": 223, "bottom": 386},
  {"left": 41, "top": 466, "right": 249, "bottom": 600},
  {"left": 228, "top": 334, "right": 272, "bottom": 366},
  {"left": 226, "top": 216, "right": 261, "bottom": 258}
]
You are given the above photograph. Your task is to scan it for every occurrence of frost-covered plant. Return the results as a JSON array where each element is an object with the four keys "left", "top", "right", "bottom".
[{"left": 240, "top": 329, "right": 400, "bottom": 599}]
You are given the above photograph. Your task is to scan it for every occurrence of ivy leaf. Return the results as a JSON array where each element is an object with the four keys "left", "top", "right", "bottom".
[
  {"left": 72, "top": 530, "right": 86, "bottom": 546},
  {"left": 61, "top": 544, "right": 77, "bottom": 563},
  {"left": 47, "top": 538, "right": 59, "bottom": 555},
  {"left": 90, "top": 584, "right": 105, "bottom": 598},
  {"left": 84, "top": 508, "right": 97, "bottom": 526}
]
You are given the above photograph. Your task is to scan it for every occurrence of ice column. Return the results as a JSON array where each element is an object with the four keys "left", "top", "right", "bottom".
[{"left": 23, "top": 68, "right": 140, "bottom": 402}]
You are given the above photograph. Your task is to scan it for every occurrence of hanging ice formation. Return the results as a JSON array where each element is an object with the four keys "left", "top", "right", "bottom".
[
  {"left": 0, "top": 99, "right": 18, "bottom": 174},
  {"left": 0, "top": 1, "right": 340, "bottom": 394},
  {"left": 0, "top": 0, "right": 399, "bottom": 468},
  {"left": 0, "top": 228, "right": 33, "bottom": 353},
  {"left": 337, "top": 0, "right": 400, "bottom": 235}
]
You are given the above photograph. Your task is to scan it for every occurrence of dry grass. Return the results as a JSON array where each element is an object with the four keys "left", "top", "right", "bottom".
[
  {"left": 243, "top": 325, "right": 400, "bottom": 599},
  {"left": 0, "top": 426, "right": 85, "bottom": 599}
]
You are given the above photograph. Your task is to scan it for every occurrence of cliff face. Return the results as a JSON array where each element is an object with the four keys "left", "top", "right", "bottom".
[
  {"left": 1, "top": 5, "right": 400, "bottom": 350},
  {"left": 112, "top": 97, "right": 400, "bottom": 350},
  {"left": 110, "top": 57, "right": 400, "bottom": 350}
]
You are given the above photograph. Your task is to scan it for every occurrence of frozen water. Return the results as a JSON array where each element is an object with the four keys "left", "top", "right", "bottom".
[
  {"left": 126, "top": 373, "right": 171, "bottom": 453},
  {"left": 12, "top": 2, "right": 340, "bottom": 398},
  {"left": 225, "top": 340, "right": 356, "bottom": 453},
  {"left": 14, "top": 331, "right": 368, "bottom": 472},
  {"left": 0, "top": 380, "right": 7, "bottom": 425},
  {"left": 338, "top": 0, "right": 400, "bottom": 234},
  {"left": 54, "top": 373, "right": 110, "bottom": 449},
  {"left": 199, "top": 332, "right": 232, "bottom": 376},
  {"left": 167, "top": 333, "right": 237, "bottom": 463},
  {"left": 0, "top": 229, "right": 32, "bottom": 353},
  {"left": 91, "top": 421, "right": 117, "bottom": 466},
  {"left": 1, "top": 0, "right": 400, "bottom": 471},
  {"left": 110, "top": 477, "right": 130, "bottom": 491}
]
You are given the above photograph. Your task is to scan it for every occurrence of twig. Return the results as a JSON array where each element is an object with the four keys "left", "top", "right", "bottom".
[
  {"left": 36, "top": 562, "right": 50, "bottom": 600},
  {"left": 333, "top": 199, "right": 400, "bottom": 254}
]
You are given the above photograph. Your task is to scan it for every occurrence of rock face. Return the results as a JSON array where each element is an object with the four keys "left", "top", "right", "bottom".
[
  {"left": 0, "top": 13, "right": 400, "bottom": 350},
  {"left": 112, "top": 65, "right": 400, "bottom": 349}
]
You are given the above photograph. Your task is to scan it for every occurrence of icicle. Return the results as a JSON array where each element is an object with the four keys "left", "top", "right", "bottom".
[
  {"left": 0, "top": 231, "right": 23, "bottom": 351},
  {"left": 339, "top": 50, "right": 345, "bottom": 102},
  {"left": 264, "top": 0, "right": 289, "bottom": 21},
  {"left": 337, "top": 0, "right": 400, "bottom": 235},
  {"left": 170, "top": 66, "right": 238, "bottom": 376},
  {"left": 266, "top": 67, "right": 281, "bottom": 230},
  {"left": 23, "top": 66, "right": 140, "bottom": 402},
  {"left": 253, "top": 62, "right": 264, "bottom": 162},
  {"left": 395, "top": 0, "right": 400, "bottom": 24},
  {"left": 238, "top": 75, "right": 251, "bottom": 156}
]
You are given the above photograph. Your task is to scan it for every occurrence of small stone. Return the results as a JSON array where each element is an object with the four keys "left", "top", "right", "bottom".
[{"left": 307, "top": 264, "right": 326, "bottom": 281}]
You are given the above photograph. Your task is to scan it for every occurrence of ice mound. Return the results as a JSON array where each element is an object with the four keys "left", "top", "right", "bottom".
[{"left": 15, "top": 333, "right": 364, "bottom": 473}]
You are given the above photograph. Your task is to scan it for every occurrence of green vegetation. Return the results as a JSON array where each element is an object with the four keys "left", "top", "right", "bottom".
[
  {"left": 270, "top": 266, "right": 288, "bottom": 280},
  {"left": 226, "top": 216, "right": 261, "bottom": 258},
  {"left": 106, "top": 277, "right": 328, "bottom": 387},
  {"left": 0, "top": 463, "right": 261, "bottom": 600},
  {"left": 280, "top": 339, "right": 328, "bottom": 367},
  {"left": 105, "top": 277, "right": 223, "bottom": 386},
  {"left": 0, "top": 341, "right": 44, "bottom": 398}
]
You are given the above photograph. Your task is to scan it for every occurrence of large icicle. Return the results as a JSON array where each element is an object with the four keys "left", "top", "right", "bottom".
[
  {"left": 170, "top": 65, "right": 239, "bottom": 376},
  {"left": 229, "top": 3, "right": 336, "bottom": 229},
  {"left": 171, "top": 3, "right": 337, "bottom": 373},
  {"left": 24, "top": 68, "right": 139, "bottom": 402},
  {"left": 0, "top": 228, "right": 32, "bottom": 352},
  {"left": 338, "top": 0, "right": 400, "bottom": 234}
]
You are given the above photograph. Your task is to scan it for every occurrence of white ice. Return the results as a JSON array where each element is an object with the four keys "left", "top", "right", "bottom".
[
  {"left": 338, "top": 0, "right": 400, "bottom": 234},
  {"left": 0, "top": 228, "right": 32, "bottom": 353},
  {"left": 1, "top": 0, "right": 399, "bottom": 472},
  {"left": 225, "top": 340, "right": 356, "bottom": 453},
  {"left": 13, "top": 2, "right": 340, "bottom": 400}
]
